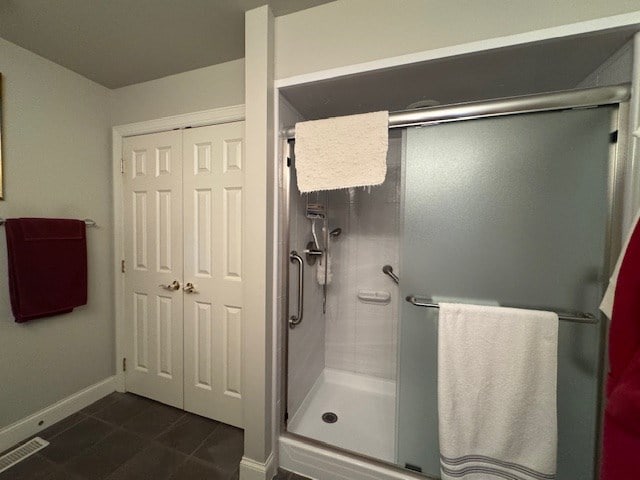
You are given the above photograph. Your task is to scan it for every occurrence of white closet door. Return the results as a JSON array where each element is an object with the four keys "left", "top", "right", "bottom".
[
  {"left": 123, "top": 130, "right": 184, "bottom": 408},
  {"left": 182, "top": 122, "right": 245, "bottom": 427}
]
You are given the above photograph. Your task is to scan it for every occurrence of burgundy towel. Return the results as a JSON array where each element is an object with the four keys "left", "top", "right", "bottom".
[
  {"left": 5, "top": 218, "right": 87, "bottom": 323},
  {"left": 601, "top": 218, "right": 640, "bottom": 479}
]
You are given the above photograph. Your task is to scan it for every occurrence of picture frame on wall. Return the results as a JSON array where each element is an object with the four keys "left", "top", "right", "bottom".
[{"left": 0, "top": 72, "right": 3, "bottom": 199}]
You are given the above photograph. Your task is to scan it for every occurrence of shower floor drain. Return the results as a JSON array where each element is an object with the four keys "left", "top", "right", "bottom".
[{"left": 322, "top": 412, "right": 338, "bottom": 424}]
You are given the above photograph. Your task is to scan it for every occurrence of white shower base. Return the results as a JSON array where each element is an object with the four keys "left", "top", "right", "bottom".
[{"left": 288, "top": 368, "right": 396, "bottom": 463}]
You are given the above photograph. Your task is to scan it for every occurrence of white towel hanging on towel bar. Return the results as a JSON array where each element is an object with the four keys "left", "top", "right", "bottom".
[{"left": 438, "top": 303, "right": 558, "bottom": 480}]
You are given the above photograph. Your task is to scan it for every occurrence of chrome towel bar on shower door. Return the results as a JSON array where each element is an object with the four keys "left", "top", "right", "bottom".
[
  {"left": 406, "top": 295, "right": 598, "bottom": 324},
  {"left": 289, "top": 251, "right": 304, "bottom": 328}
]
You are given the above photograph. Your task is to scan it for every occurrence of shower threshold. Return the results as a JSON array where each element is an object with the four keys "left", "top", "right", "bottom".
[{"left": 288, "top": 368, "right": 396, "bottom": 463}]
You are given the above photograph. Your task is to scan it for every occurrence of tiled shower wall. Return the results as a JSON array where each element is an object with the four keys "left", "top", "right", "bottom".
[{"left": 323, "top": 135, "right": 402, "bottom": 380}]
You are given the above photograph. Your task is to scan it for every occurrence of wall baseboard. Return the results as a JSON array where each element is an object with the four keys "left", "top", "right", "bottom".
[
  {"left": 0, "top": 376, "right": 117, "bottom": 453},
  {"left": 240, "top": 453, "right": 276, "bottom": 480},
  {"left": 114, "top": 372, "right": 126, "bottom": 393}
]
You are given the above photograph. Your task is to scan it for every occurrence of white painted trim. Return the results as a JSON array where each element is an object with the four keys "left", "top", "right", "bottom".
[
  {"left": 243, "top": 5, "right": 275, "bottom": 470},
  {"left": 113, "top": 104, "right": 246, "bottom": 137},
  {"left": 271, "top": 87, "right": 282, "bottom": 471},
  {"left": 274, "top": 12, "right": 640, "bottom": 89},
  {"left": 0, "top": 376, "right": 117, "bottom": 453},
  {"left": 112, "top": 127, "right": 126, "bottom": 393},
  {"left": 279, "top": 436, "right": 427, "bottom": 480},
  {"left": 239, "top": 453, "right": 276, "bottom": 480},
  {"left": 112, "top": 104, "right": 245, "bottom": 396}
]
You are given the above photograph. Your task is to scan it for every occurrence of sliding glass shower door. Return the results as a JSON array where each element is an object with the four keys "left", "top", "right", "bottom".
[{"left": 397, "top": 107, "right": 614, "bottom": 479}]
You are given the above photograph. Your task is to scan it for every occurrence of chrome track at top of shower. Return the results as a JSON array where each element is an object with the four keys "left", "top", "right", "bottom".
[{"left": 282, "top": 84, "right": 630, "bottom": 138}]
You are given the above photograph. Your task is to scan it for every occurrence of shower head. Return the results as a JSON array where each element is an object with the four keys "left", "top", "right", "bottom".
[
  {"left": 329, "top": 228, "right": 342, "bottom": 237},
  {"left": 306, "top": 203, "right": 326, "bottom": 219},
  {"left": 306, "top": 202, "right": 326, "bottom": 250}
]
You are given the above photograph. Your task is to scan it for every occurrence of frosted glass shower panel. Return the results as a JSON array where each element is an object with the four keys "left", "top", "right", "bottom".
[{"left": 397, "top": 107, "right": 612, "bottom": 479}]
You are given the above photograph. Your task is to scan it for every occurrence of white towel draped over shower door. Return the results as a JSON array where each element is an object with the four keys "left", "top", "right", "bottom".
[
  {"left": 294, "top": 111, "right": 389, "bottom": 193},
  {"left": 438, "top": 303, "right": 559, "bottom": 480}
]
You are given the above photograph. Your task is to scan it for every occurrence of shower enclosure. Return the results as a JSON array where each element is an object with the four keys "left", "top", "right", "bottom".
[{"left": 282, "top": 86, "right": 628, "bottom": 480}]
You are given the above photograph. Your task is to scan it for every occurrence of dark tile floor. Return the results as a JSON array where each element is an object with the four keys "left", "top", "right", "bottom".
[
  {"left": 274, "top": 470, "right": 310, "bottom": 480},
  {"left": 0, "top": 392, "right": 244, "bottom": 480}
]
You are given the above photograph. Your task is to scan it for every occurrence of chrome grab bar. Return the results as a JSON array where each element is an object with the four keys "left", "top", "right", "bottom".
[
  {"left": 405, "top": 295, "right": 598, "bottom": 324},
  {"left": 289, "top": 251, "right": 304, "bottom": 328},
  {"left": 382, "top": 265, "right": 399, "bottom": 285}
]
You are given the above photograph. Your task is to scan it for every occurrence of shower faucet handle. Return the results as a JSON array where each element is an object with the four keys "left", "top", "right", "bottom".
[{"left": 382, "top": 265, "right": 399, "bottom": 285}]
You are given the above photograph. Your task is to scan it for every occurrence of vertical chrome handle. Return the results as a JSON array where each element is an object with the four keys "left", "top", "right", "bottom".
[{"left": 289, "top": 251, "right": 304, "bottom": 328}]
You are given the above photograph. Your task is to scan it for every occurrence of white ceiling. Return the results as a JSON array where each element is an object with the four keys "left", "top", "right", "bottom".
[
  {"left": 281, "top": 27, "right": 638, "bottom": 120},
  {"left": 0, "top": 0, "right": 335, "bottom": 88}
]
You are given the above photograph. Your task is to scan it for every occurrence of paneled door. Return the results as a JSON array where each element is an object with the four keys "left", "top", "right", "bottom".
[
  {"left": 122, "top": 122, "right": 245, "bottom": 427},
  {"left": 123, "top": 130, "right": 184, "bottom": 408},
  {"left": 182, "top": 122, "right": 245, "bottom": 428}
]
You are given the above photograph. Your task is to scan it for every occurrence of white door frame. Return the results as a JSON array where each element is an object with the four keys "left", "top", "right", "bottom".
[{"left": 112, "top": 104, "right": 245, "bottom": 392}]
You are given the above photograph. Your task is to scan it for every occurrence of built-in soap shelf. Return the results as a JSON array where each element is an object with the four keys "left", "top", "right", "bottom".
[{"left": 357, "top": 290, "right": 391, "bottom": 305}]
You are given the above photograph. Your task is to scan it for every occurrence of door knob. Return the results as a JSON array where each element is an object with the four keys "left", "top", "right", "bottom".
[
  {"left": 159, "top": 280, "right": 180, "bottom": 291},
  {"left": 183, "top": 282, "right": 198, "bottom": 294}
]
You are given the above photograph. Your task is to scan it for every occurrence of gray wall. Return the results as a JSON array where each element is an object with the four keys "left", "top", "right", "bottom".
[
  {"left": 324, "top": 135, "right": 401, "bottom": 380},
  {"left": 0, "top": 34, "right": 246, "bottom": 431},
  {"left": 111, "top": 58, "right": 245, "bottom": 125},
  {"left": 578, "top": 40, "right": 633, "bottom": 88},
  {"left": 0, "top": 38, "right": 113, "bottom": 427},
  {"left": 275, "top": 0, "right": 640, "bottom": 79}
]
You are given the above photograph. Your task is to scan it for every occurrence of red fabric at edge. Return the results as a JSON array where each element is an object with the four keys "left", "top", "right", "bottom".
[{"left": 602, "top": 218, "right": 640, "bottom": 479}]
